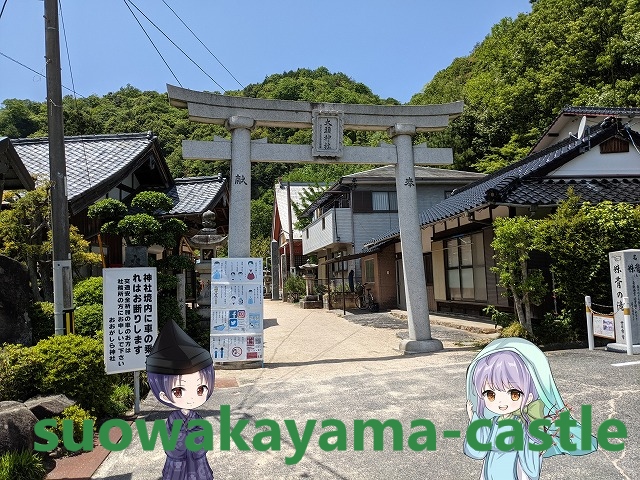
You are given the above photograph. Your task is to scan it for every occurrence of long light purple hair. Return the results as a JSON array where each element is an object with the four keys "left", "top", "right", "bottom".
[
  {"left": 472, "top": 350, "right": 539, "bottom": 439},
  {"left": 148, "top": 365, "right": 215, "bottom": 408}
]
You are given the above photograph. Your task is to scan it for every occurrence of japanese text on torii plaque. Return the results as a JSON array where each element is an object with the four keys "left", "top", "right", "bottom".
[{"left": 312, "top": 110, "right": 343, "bottom": 158}]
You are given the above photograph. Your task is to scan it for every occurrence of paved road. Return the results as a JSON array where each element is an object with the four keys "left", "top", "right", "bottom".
[{"left": 92, "top": 300, "right": 639, "bottom": 480}]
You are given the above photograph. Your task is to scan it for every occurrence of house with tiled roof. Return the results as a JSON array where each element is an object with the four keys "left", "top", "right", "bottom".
[
  {"left": 298, "top": 165, "right": 485, "bottom": 308},
  {"left": 12, "top": 132, "right": 228, "bottom": 267},
  {"left": 0, "top": 137, "right": 35, "bottom": 196},
  {"left": 362, "top": 107, "right": 640, "bottom": 315}
]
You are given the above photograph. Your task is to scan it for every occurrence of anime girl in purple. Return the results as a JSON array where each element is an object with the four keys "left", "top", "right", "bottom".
[
  {"left": 146, "top": 319, "right": 215, "bottom": 480},
  {"left": 464, "top": 338, "right": 597, "bottom": 479}
]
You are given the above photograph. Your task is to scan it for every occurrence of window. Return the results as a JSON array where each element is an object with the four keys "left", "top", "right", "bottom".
[
  {"left": 371, "top": 191, "right": 398, "bottom": 211},
  {"left": 364, "top": 259, "right": 375, "bottom": 283},
  {"left": 445, "top": 233, "right": 486, "bottom": 301}
]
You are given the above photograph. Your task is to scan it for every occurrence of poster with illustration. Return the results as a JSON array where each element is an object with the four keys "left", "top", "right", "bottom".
[
  {"left": 211, "top": 258, "right": 263, "bottom": 283},
  {"left": 210, "top": 258, "right": 264, "bottom": 362}
]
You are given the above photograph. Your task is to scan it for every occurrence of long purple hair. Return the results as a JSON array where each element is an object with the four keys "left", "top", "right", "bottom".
[
  {"left": 472, "top": 350, "right": 539, "bottom": 438},
  {"left": 148, "top": 365, "right": 215, "bottom": 408}
]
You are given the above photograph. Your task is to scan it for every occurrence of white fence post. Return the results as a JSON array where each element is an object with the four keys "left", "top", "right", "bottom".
[
  {"left": 585, "top": 296, "right": 594, "bottom": 350},
  {"left": 623, "top": 297, "right": 633, "bottom": 356}
]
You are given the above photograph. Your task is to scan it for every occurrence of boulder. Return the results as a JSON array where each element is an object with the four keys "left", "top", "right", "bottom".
[
  {"left": 0, "top": 255, "right": 32, "bottom": 345},
  {"left": 0, "top": 401, "right": 38, "bottom": 452},
  {"left": 24, "top": 394, "right": 75, "bottom": 420}
]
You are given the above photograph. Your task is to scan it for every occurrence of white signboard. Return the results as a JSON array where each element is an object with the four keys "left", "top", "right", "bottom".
[
  {"left": 609, "top": 250, "right": 640, "bottom": 345},
  {"left": 103, "top": 267, "right": 158, "bottom": 374},
  {"left": 593, "top": 314, "right": 616, "bottom": 339},
  {"left": 210, "top": 258, "right": 264, "bottom": 362}
]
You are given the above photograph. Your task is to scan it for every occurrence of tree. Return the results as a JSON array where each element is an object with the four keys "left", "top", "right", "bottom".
[
  {"left": 540, "top": 192, "right": 640, "bottom": 330},
  {"left": 491, "top": 216, "right": 547, "bottom": 334},
  {"left": 88, "top": 192, "right": 187, "bottom": 248},
  {"left": 291, "top": 184, "right": 327, "bottom": 231},
  {"left": 0, "top": 185, "right": 101, "bottom": 302}
]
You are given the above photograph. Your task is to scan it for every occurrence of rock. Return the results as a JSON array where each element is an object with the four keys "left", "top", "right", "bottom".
[
  {"left": 24, "top": 394, "right": 75, "bottom": 420},
  {"left": 0, "top": 255, "right": 32, "bottom": 345},
  {"left": 0, "top": 401, "right": 38, "bottom": 452}
]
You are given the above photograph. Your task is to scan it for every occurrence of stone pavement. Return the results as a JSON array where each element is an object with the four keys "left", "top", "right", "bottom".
[{"left": 49, "top": 300, "right": 639, "bottom": 479}]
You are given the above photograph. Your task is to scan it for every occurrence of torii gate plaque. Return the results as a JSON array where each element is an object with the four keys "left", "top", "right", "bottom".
[{"left": 168, "top": 85, "right": 463, "bottom": 354}]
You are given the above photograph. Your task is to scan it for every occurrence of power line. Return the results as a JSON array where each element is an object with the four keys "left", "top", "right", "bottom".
[
  {"left": 125, "top": 0, "right": 226, "bottom": 92},
  {"left": 0, "top": 0, "right": 8, "bottom": 21},
  {"left": 58, "top": 0, "right": 93, "bottom": 188},
  {"left": 0, "top": 51, "right": 84, "bottom": 97},
  {"left": 123, "top": 0, "right": 182, "bottom": 87},
  {"left": 161, "top": 0, "right": 244, "bottom": 90}
]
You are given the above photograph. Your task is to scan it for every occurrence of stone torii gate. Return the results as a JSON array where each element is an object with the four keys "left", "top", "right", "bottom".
[{"left": 167, "top": 85, "right": 463, "bottom": 354}]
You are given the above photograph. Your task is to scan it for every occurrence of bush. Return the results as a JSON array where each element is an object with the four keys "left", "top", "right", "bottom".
[
  {"left": 74, "top": 304, "right": 103, "bottom": 336},
  {"left": 534, "top": 310, "right": 579, "bottom": 345},
  {"left": 185, "top": 308, "right": 210, "bottom": 350},
  {"left": 30, "top": 335, "right": 115, "bottom": 416},
  {"left": 53, "top": 405, "right": 96, "bottom": 447},
  {"left": 73, "top": 277, "right": 103, "bottom": 307},
  {"left": 500, "top": 322, "right": 537, "bottom": 342},
  {"left": 284, "top": 275, "right": 306, "bottom": 300},
  {"left": 482, "top": 305, "right": 516, "bottom": 328},
  {"left": 157, "top": 295, "right": 183, "bottom": 331},
  {"left": 0, "top": 450, "right": 46, "bottom": 480},
  {"left": 0, "top": 343, "right": 41, "bottom": 401},
  {"left": 107, "top": 384, "right": 135, "bottom": 416},
  {"left": 27, "top": 302, "right": 55, "bottom": 343}
]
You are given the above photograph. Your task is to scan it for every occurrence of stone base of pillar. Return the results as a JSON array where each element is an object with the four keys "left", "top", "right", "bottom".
[
  {"left": 398, "top": 338, "right": 444, "bottom": 354},
  {"left": 606, "top": 342, "right": 640, "bottom": 354}
]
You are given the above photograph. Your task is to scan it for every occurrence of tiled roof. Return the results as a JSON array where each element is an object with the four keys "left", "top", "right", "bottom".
[
  {"left": 0, "top": 137, "right": 35, "bottom": 190},
  {"left": 561, "top": 106, "right": 640, "bottom": 117},
  {"left": 364, "top": 118, "right": 640, "bottom": 251},
  {"left": 12, "top": 133, "right": 164, "bottom": 213},
  {"left": 164, "top": 176, "right": 226, "bottom": 215}
]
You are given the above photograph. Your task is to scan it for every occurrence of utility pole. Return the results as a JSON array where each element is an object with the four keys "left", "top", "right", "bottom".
[
  {"left": 45, "top": 0, "right": 74, "bottom": 335},
  {"left": 286, "top": 182, "right": 296, "bottom": 277}
]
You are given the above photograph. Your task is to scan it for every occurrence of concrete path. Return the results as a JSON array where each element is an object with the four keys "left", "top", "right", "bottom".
[{"left": 89, "top": 300, "right": 639, "bottom": 480}]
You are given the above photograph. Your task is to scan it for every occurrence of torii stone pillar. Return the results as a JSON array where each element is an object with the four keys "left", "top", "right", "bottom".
[
  {"left": 167, "top": 85, "right": 462, "bottom": 354},
  {"left": 390, "top": 124, "right": 441, "bottom": 352},
  {"left": 225, "top": 116, "right": 255, "bottom": 257}
]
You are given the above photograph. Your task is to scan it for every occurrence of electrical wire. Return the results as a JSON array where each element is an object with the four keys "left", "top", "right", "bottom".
[
  {"left": 123, "top": 0, "right": 182, "bottom": 87},
  {"left": 0, "top": 0, "right": 9, "bottom": 21},
  {"left": 58, "top": 0, "right": 93, "bottom": 188},
  {"left": 0, "top": 51, "right": 84, "bottom": 97},
  {"left": 125, "top": 0, "right": 226, "bottom": 92},
  {"left": 161, "top": 0, "right": 244, "bottom": 89}
]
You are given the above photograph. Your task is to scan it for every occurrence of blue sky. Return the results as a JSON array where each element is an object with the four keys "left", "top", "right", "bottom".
[{"left": 0, "top": 1, "right": 531, "bottom": 104}]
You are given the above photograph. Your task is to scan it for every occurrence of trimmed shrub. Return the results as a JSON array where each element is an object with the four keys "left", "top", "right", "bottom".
[
  {"left": 30, "top": 335, "right": 115, "bottom": 416},
  {"left": 0, "top": 450, "right": 46, "bottom": 480},
  {"left": 28, "top": 302, "right": 55, "bottom": 343},
  {"left": 534, "top": 310, "right": 579, "bottom": 345},
  {"left": 53, "top": 405, "right": 96, "bottom": 447},
  {"left": 500, "top": 322, "right": 537, "bottom": 342},
  {"left": 74, "top": 304, "right": 103, "bottom": 336},
  {"left": 0, "top": 343, "right": 41, "bottom": 401},
  {"left": 73, "top": 277, "right": 103, "bottom": 307}
]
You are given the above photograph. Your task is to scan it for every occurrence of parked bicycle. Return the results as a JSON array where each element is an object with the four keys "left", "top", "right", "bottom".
[{"left": 356, "top": 283, "right": 378, "bottom": 311}]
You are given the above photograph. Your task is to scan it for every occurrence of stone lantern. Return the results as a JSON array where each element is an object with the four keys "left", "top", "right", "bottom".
[
  {"left": 298, "top": 259, "right": 318, "bottom": 298},
  {"left": 189, "top": 210, "right": 227, "bottom": 319}
]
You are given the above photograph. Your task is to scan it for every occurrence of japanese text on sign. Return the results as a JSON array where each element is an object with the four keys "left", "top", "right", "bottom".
[
  {"left": 312, "top": 110, "right": 343, "bottom": 158},
  {"left": 103, "top": 267, "right": 158, "bottom": 374},
  {"left": 210, "top": 258, "right": 264, "bottom": 362}
]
